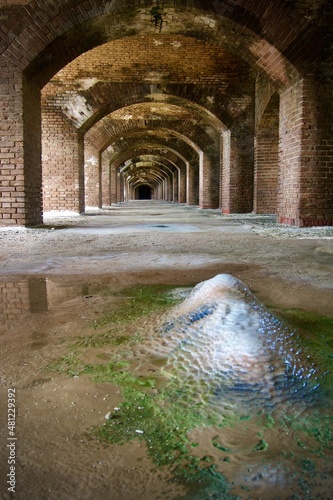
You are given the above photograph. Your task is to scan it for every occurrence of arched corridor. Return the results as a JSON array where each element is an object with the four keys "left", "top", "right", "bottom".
[
  {"left": 1, "top": 4, "right": 333, "bottom": 497},
  {"left": 0, "top": 1, "right": 332, "bottom": 227}
]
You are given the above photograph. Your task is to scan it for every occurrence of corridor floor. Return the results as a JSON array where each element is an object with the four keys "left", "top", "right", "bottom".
[{"left": 0, "top": 201, "right": 332, "bottom": 499}]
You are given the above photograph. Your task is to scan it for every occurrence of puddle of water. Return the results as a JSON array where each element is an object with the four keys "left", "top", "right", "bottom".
[{"left": 0, "top": 275, "right": 332, "bottom": 499}]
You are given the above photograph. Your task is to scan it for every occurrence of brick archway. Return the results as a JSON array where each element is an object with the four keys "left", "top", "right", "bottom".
[{"left": 0, "top": 1, "right": 332, "bottom": 226}]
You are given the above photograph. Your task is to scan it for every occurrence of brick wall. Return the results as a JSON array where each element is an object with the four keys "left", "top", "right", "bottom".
[
  {"left": 298, "top": 74, "right": 333, "bottom": 225},
  {"left": 254, "top": 93, "right": 279, "bottom": 214},
  {"left": 110, "top": 165, "right": 118, "bottom": 204},
  {"left": 42, "top": 105, "right": 83, "bottom": 213},
  {"left": 221, "top": 130, "right": 231, "bottom": 213},
  {"left": 84, "top": 140, "right": 101, "bottom": 208},
  {"left": 101, "top": 153, "right": 111, "bottom": 206},
  {"left": 278, "top": 77, "right": 303, "bottom": 224},
  {"left": 222, "top": 115, "right": 255, "bottom": 214},
  {"left": 278, "top": 75, "right": 333, "bottom": 226},
  {"left": 199, "top": 144, "right": 220, "bottom": 209},
  {"left": 0, "top": 62, "right": 42, "bottom": 226},
  {"left": 0, "top": 0, "right": 332, "bottom": 226},
  {"left": 23, "top": 75, "right": 42, "bottom": 225}
]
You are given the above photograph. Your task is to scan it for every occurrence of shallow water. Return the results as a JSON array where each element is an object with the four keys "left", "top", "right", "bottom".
[
  {"left": 149, "top": 276, "right": 326, "bottom": 417},
  {"left": 135, "top": 276, "right": 333, "bottom": 498},
  {"left": 0, "top": 275, "right": 332, "bottom": 499}
]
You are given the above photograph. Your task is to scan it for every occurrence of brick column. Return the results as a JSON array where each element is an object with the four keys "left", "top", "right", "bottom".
[
  {"left": 172, "top": 171, "right": 178, "bottom": 202},
  {"left": 278, "top": 75, "right": 333, "bottom": 226},
  {"left": 117, "top": 170, "right": 124, "bottom": 202},
  {"left": 187, "top": 161, "right": 199, "bottom": 205},
  {"left": 221, "top": 131, "right": 230, "bottom": 213},
  {"left": 110, "top": 165, "right": 118, "bottom": 204},
  {"left": 178, "top": 165, "right": 186, "bottom": 203},
  {"left": 166, "top": 176, "right": 172, "bottom": 201},
  {"left": 0, "top": 281, "right": 30, "bottom": 334},
  {"left": 101, "top": 154, "right": 111, "bottom": 206},
  {"left": 0, "top": 63, "right": 42, "bottom": 226},
  {"left": 199, "top": 144, "right": 220, "bottom": 209},
  {"left": 254, "top": 94, "right": 279, "bottom": 214},
  {"left": 42, "top": 107, "right": 84, "bottom": 213},
  {"left": 221, "top": 118, "right": 255, "bottom": 213},
  {"left": 84, "top": 143, "right": 101, "bottom": 208}
]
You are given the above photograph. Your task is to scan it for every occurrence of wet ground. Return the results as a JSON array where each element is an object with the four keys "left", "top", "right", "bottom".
[{"left": 0, "top": 201, "right": 332, "bottom": 499}]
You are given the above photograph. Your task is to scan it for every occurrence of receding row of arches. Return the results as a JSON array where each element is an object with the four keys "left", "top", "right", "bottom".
[
  {"left": 0, "top": 1, "right": 332, "bottom": 227},
  {"left": 43, "top": 89, "right": 280, "bottom": 217}
]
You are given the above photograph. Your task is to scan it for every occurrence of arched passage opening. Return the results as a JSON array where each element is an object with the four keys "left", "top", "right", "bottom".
[
  {"left": 136, "top": 184, "right": 153, "bottom": 200},
  {"left": 0, "top": 1, "right": 331, "bottom": 227}
]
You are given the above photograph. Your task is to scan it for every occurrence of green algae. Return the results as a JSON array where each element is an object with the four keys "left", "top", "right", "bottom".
[
  {"left": 46, "top": 351, "right": 84, "bottom": 377},
  {"left": 91, "top": 378, "right": 237, "bottom": 497},
  {"left": 45, "top": 283, "right": 239, "bottom": 494},
  {"left": 288, "top": 414, "right": 333, "bottom": 450},
  {"left": 46, "top": 283, "right": 333, "bottom": 498},
  {"left": 93, "top": 284, "right": 182, "bottom": 329},
  {"left": 252, "top": 439, "right": 269, "bottom": 452},
  {"left": 72, "top": 330, "right": 143, "bottom": 349},
  {"left": 212, "top": 435, "right": 232, "bottom": 453},
  {"left": 270, "top": 306, "right": 333, "bottom": 376}
]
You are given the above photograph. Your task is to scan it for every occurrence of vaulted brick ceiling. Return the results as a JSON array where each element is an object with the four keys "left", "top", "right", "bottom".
[
  {"left": 31, "top": 1, "right": 330, "bottom": 198},
  {"left": 42, "top": 34, "right": 255, "bottom": 189}
]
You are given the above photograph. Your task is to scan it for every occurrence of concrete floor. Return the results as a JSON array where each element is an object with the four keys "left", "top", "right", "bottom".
[{"left": 1, "top": 200, "right": 333, "bottom": 313}]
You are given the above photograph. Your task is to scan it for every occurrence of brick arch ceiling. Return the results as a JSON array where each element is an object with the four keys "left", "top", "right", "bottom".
[
  {"left": 85, "top": 108, "right": 218, "bottom": 155},
  {"left": 122, "top": 160, "right": 173, "bottom": 190},
  {"left": 43, "top": 37, "right": 253, "bottom": 131},
  {"left": 120, "top": 161, "right": 178, "bottom": 194},
  {"left": 127, "top": 170, "right": 167, "bottom": 192},
  {"left": 105, "top": 144, "right": 189, "bottom": 173},
  {"left": 96, "top": 128, "right": 201, "bottom": 165},
  {"left": 124, "top": 156, "right": 178, "bottom": 173},
  {"left": 123, "top": 159, "right": 177, "bottom": 185},
  {"left": 1, "top": 0, "right": 327, "bottom": 86},
  {"left": 103, "top": 141, "right": 192, "bottom": 202},
  {"left": 101, "top": 141, "right": 191, "bottom": 201}
]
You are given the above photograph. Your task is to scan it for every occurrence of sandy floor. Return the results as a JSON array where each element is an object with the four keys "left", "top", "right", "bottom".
[{"left": 0, "top": 201, "right": 332, "bottom": 499}]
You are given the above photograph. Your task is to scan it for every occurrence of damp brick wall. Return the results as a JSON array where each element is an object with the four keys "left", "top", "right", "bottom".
[
  {"left": 84, "top": 141, "right": 101, "bottom": 208},
  {"left": 0, "top": 281, "right": 29, "bottom": 332},
  {"left": 278, "top": 77, "right": 304, "bottom": 225},
  {"left": 0, "top": 63, "right": 25, "bottom": 225}
]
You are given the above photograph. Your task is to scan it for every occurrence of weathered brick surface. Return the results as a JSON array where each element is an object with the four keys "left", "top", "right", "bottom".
[
  {"left": 84, "top": 141, "right": 100, "bottom": 208},
  {"left": 0, "top": 61, "right": 42, "bottom": 225},
  {"left": 107, "top": 147, "right": 183, "bottom": 205},
  {"left": 199, "top": 143, "right": 220, "bottom": 209},
  {"left": 254, "top": 93, "right": 279, "bottom": 214},
  {"left": 0, "top": 1, "right": 332, "bottom": 226},
  {"left": 222, "top": 113, "right": 255, "bottom": 214},
  {"left": 42, "top": 105, "right": 83, "bottom": 213},
  {"left": 278, "top": 74, "right": 333, "bottom": 226}
]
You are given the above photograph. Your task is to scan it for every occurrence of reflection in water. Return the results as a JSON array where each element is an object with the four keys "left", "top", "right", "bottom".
[
  {"left": 0, "top": 278, "right": 88, "bottom": 333},
  {"left": 0, "top": 275, "right": 332, "bottom": 498},
  {"left": 28, "top": 278, "right": 48, "bottom": 313}
]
